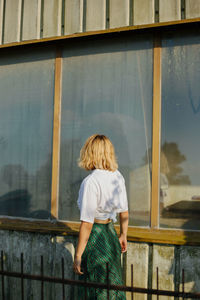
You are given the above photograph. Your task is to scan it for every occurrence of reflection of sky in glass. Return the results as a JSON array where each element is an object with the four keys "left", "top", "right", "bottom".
[
  {"left": 61, "top": 37, "right": 153, "bottom": 169},
  {"left": 162, "top": 33, "right": 200, "bottom": 185},
  {"left": 0, "top": 51, "right": 54, "bottom": 175},
  {"left": 59, "top": 35, "right": 153, "bottom": 224},
  {"left": 0, "top": 48, "right": 55, "bottom": 217}
]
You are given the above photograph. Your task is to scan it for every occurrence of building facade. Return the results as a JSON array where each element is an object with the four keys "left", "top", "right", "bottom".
[{"left": 0, "top": 1, "right": 200, "bottom": 299}]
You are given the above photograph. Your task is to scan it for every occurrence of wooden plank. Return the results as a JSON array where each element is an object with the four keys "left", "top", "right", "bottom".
[
  {"left": 43, "top": 0, "right": 62, "bottom": 38},
  {"left": 0, "top": 217, "right": 200, "bottom": 245},
  {"left": 86, "top": 0, "right": 106, "bottom": 31},
  {"left": 0, "top": 17, "right": 199, "bottom": 49},
  {"left": 51, "top": 47, "right": 62, "bottom": 219},
  {"left": 3, "top": 0, "right": 22, "bottom": 44},
  {"left": 133, "top": 0, "right": 154, "bottom": 25},
  {"left": 185, "top": 0, "right": 200, "bottom": 19},
  {"left": 151, "top": 36, "right": 161, "bottom": 229},
  {"left": 0, "top": 0, "right": 4, "bottom": 44},
  {"left": 126, "top": 227, "right": 200, "bottom": 246},
  {"left": 109, "top": 0, "right": 129, "bottom": 28},
  {"left": 22, "top": 0, "right": 41, "bottom": 41},
  {"left": 64, "top": 0, "right": 83, "bottom": 35},
  {"left": 159, "top": 0, "right": 181, "bottom": 22}
]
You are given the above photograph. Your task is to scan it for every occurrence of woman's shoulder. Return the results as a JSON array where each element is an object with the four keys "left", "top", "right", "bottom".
[
  {"left": 92, "top": 169, "right": 125, "bottom": 182},
  {"left": 114, "top": 169, "right": 125, "bottom": 180},
  {"left": 80, "top": 172, "right": 98, "bottom": 190}
]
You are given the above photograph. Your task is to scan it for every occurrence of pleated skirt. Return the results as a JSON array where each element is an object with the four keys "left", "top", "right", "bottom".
[{"left": 78, "top": 222, "right": 126, "bottom": 300}]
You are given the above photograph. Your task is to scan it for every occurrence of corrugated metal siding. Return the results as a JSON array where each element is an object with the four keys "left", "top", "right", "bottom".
[
  {"left": 22, "top": 0, "right": 41, "bottom": 40},
  {"left": 186, "top": 0, "right": 200, "bottom": 19},
  {"left": 0, "top": 0, "right": 200, "bottom": 45},
  {"left": 85, "top": 0, "right": 106, "bottom": 31},
  {"left": 159, "top": 0, "right": 181, "bottom": 22},
  {"left": 3, "top": 0, "right": 22, "bottom": 43},
  {"left": 64, "top": 0, "right": 83, "bottom": 35},
  {"left": 133, "top": 0, "right": 155, "bottom": 25},
  {"left": 43, "top": 0, "right": 62, "bottom": 38}
]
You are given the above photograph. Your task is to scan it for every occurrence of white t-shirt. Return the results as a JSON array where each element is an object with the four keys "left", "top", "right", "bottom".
[{"left": 77, "top": 169, "right": 128, "bottom": 223}]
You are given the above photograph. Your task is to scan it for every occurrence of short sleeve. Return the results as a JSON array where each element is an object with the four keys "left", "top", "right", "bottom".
[
  {"left": 77, "top": 177, "right": 98, "bottom": 223},
  {"left": 116, "top": 177, "right": 128, "bottom": 213}
]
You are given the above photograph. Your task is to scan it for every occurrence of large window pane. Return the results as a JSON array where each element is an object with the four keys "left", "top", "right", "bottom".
[
  {"left": 160, "top": 31, "right": 200, "bottom": 230},
  {"left": 59, "top": 35, "right": 153, "bottom": 226},
  {"left": 0, "top": 47, "right": 55, "bottom": 219}
]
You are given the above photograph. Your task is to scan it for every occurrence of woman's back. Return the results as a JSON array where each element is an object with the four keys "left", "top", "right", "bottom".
[{"left": 78, "top": 169, "right": 128, "bottom": 223}]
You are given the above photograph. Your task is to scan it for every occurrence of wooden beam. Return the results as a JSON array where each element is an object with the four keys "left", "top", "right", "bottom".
[
  {"left": 0, "top": 17, "right": 199, "bottom": 50},
  {"left": 51, "top": 47, "right": 62, "bottom": 219},
  {"left": 151, "top": 35, "right": 161, "bottom": 228},
  {"left": 0, "top": 218, "right": 200, "bottom": 246}
]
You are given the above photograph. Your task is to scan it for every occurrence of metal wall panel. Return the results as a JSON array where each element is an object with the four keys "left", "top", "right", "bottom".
[
  {"left": 86, "top": 0, "right": 106, "bottom": 31},
  {"left": 64, "top": 0, "right": 83, "bottom": 35},
  {"left": 133, "top": 0, "right": 154, "bottom": 25},
  {"left": 109, "top": 0, "right": 129, "bottom": 28},
  {"left": 159, "top": 0, "right": 181, "bottom": 22},
  {"left": 186, "top": 0, "right": 200, "bottom": 19},
  {"left": 22, "top": 0, "right": 41, "bottom": 40},
  {"left": 3, "top": 0, "right": 22, "bottom": 44},
  {"left": 43, "top": 0, "right": 62, "bottom": 38},
  {"left": 0, "top": 0, "right": 4, "bottom": 44}
]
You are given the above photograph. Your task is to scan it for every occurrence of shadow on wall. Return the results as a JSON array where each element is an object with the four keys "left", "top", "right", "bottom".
[
  {"left": 0, "top": 192, "right": 78, "bottom": 299},
  {"left": 0, "top": 189, "right": 53, "bottom": 219},
  {"left": 167, "top": 222, "right": 200, "bottom": 295}
]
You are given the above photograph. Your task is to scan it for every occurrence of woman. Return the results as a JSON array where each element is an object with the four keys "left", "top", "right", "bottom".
[{"left": 73, "top": 134, "right": 128, "bottom": 299}]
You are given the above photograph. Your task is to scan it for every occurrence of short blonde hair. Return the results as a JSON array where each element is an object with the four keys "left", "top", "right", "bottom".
[{"left": 78, "top": 134, "right": 118, "bottom": 171}]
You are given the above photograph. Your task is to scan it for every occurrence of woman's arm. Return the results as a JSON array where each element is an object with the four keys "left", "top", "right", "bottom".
[
  {"left": 73, "top": 221, "right": 93, "bottom": 275},
  {"left": 119, "top": 211, "right": 129, "bottom": 253}
]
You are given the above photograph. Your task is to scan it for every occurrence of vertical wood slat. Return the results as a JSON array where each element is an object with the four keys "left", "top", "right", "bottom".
[
  {"left": 22, "top": 0, "right": 41, "bottom": 41},
  {"left": 133, "top": 0, "right": 154, "bottom": 25},
  {"left": 151, "top": 35, "right": 161, "bottom": 229},
  {"left": 3, "top": 0, "right": 22, "bottom": 43},
  {"left": 43, "top": 0, "right": 62, "bottom": 38},
  {"left": 64, "top": 0, "right": 83, "bottom": 35},
  {"left": 86, "top": 0, "right": 106, "bottom": 31},
  {"left": 185, "top": 0, "right": 200, "bottom": 19},
  {"left": 109, "top": 0, "right": 129, "bottom": 29},
  {"left": 51, "top": 47, "right": 62, "bottom": 219},
  {"left": 159, "top": 0, "right": 181, "bottom": 22},
  {"left": 0, "top": 0, "right": 4, "bottom": 44}
]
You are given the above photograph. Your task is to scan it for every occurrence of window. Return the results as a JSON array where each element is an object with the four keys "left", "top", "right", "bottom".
[
  {"left": 160, "top": 30, "right": 200, "bottom": 230},
  {"left": 59, "top": 35, "right": 153, "bottom": 226},
  {"left": 0, "top": 47, "right": 55, "bottom": 219},
  {"left": 0, "top": 22, "right": 199, "bottom": 244}
]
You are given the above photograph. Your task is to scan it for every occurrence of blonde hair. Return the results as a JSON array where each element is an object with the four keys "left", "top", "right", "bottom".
[{"left": 78, "top": 134, "right": 118, "bottom": 171}]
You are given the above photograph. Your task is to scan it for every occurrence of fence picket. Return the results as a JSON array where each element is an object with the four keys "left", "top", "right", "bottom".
[{"left": 0, "top": 252, "right": 199, "bottom": 299}]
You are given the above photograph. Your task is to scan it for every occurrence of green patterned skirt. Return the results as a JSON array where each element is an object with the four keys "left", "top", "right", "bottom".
[{"left": 78, "top": 222, "right": 126, "bottom": 300}]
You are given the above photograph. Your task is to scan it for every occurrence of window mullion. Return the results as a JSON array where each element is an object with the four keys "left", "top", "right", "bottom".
[
  {"left": 151, "top": 34, "right": 162, "bottom": 228},
  {"left": 51, "top": 46, "right": 62, "bottom": 219}
]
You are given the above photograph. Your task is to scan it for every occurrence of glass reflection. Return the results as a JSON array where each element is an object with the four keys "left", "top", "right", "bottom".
[
  {"left": 160, "top": 31, "right": 200, "bottom": 230},
  {"left": 59, "top": 34, "right": 153, "bottom": 226},
  {"left": 0, "top": 47, "right": 55, "bottom": 219}
]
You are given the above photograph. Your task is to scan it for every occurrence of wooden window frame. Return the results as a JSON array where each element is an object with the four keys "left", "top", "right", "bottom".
[{"left": 0, "top": 18, "right": 200, "bottom": 246}]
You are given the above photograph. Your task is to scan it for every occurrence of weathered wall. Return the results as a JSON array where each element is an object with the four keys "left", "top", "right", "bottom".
[
  {"left": 0, "top": 230, "right": 200, "bottom": 299},
  {"left": 0, "top": 230, "right": 77, "bottom": 299},
  {"left": 0, "top": 0, "right": 200, "bottom": 45}
]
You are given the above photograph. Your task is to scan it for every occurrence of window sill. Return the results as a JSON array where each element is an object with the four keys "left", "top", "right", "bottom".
[{"left": 0, "top": 217, "right": 200, "bottom": 246}]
